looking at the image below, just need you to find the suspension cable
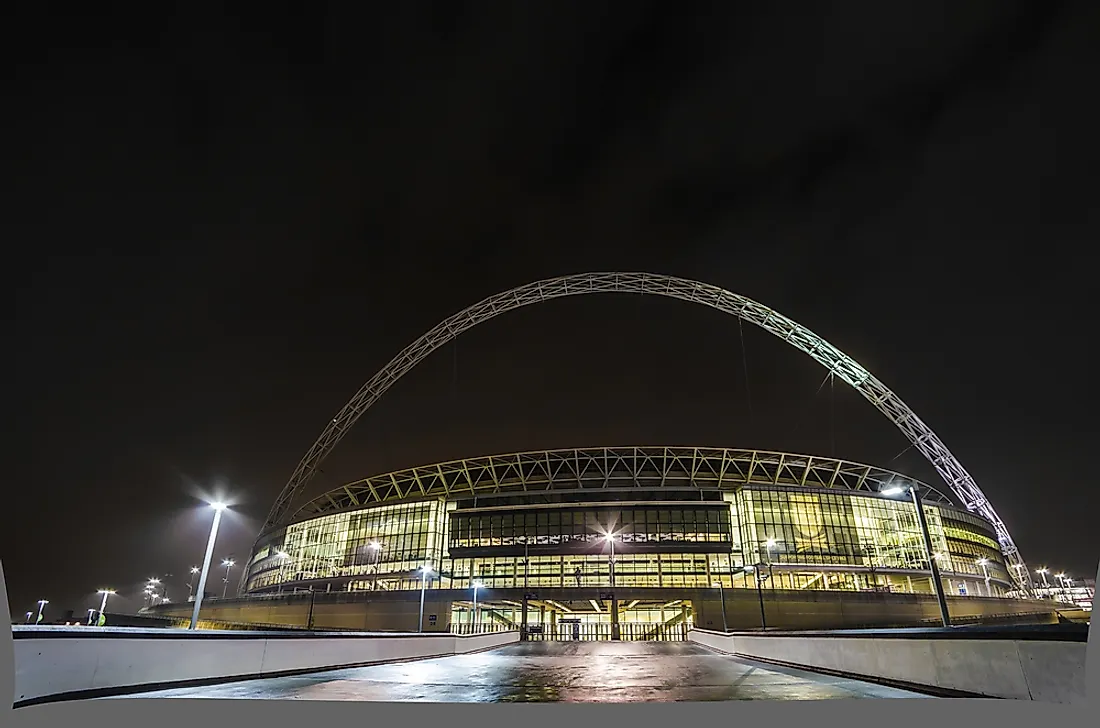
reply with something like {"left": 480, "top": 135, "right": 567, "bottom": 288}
{"left": 738, "top": 316, "right": 754, "bottom": 431}
{"left": 789, "top": 371, "right": 832, "bottom": 441}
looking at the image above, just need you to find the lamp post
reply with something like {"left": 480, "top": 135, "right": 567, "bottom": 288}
{"left": 604, "top": 532, "right": 621, "bottom": 641}
{"left": 745, "top": 565, "right": 767, "bottom": 630}
{"left": 187, "top": 566, "right": 200, "bottom": 601}
{"left": 1055, "top": 573, "right": 1069, "bottom": 603}
{"left": 976, "top": 559, "right": 991, "bottom": 596}
{"left": 96, "top": 589, "right": 115, "bottom": 624}
{"left": 87, "top": 608, "right": 96, "bottom": 625}
{"left": 368, "top": 541, "right": 383, "bottom": 591}
{"left": 418, "top": 564, "right": 434, "bottom": 632}
{"left": 307, "top": 586, "right": 317, "bottom": 630}
{"left": 880, "top": 485, "right": 951, "bottom": 628}
{"left": 24, "top": 611, "right": 32, "bottom": 624}
{"left": 713, "top": 581, "right": 729, "bottom": 632}
{"left": 1036, "top": 568, "right": 1050, "bottom": 590}
{"left": 189, "top": 501, "right": 228, "bottom": 630}
{"left": 523, "top": 537, "right": 530, "bottom": 589}
{"left": 604, "top": 532, "right": 617, "bottom": 588}
{"left": 1011, "top": 563, "right": 1030, "bottom": 596}
{"left": 35, "top": 599, "right": 48, "bottom": 624}
{"left": 764, "top": 538, "right": 777, "bottom": 587}
{"left": 472, "top": 580, "right": 483, "bottom": 633}
{"left": 221, "top": 559, "right": 236, "bottom": 598}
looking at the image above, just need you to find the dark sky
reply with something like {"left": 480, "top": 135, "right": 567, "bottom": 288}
{"left": 6, "top": 2, "right": 1098, "bottom": 620}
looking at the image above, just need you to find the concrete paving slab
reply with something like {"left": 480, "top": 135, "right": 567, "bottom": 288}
{"left": 110, "top": 641, "right": 932, "bottom": 702}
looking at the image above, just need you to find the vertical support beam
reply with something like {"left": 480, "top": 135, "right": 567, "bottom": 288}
{"left": 520, "top": 593, "right": 529, "bottom": 641}
{"left": 611, "top": 593, "right": 620, "bottom": 641}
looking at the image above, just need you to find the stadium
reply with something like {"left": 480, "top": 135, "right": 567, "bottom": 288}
{"left": 150, "top": 273, "right": 1058, "bottom": 635}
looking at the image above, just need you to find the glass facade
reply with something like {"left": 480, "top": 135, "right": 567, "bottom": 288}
{"left": 449, "top": 503, "right": 734, "bottom": 552}
{"left": 247, "top": 500, "right": 446, "bottom": 592}
{"left": 245, "top": 486, "right": 1011, "bottom": 598}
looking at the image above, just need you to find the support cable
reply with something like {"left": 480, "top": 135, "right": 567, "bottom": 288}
{"left": 789, "top": 371, "right": 832, "bottom": 442}
{"left": 829, "top": 373, "right": 836, "bottom": 458}
{"left": 738, "top": 316, "right": 754, "bottom": 433}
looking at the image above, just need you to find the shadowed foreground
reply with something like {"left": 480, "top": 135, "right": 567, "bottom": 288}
{"left": 116, "top": 641, "right": 931, "bottom": 702}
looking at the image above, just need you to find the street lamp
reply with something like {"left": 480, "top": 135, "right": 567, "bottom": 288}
{"left": 742, "top": 565, "right": 768, "bottom": 630}
{"left": 368, "top": 541, "right": 383, "bottom": 591}
{"left": 87, "top": 609, "right": 96, "bottom": 626}
{"left": 418, "top": 564, "right": 434, "bottom": 632}
{"left": 189, "top": 501, "right": 228, "bottom": 630}
{"left": 976, "top": 559, "right": 991, "bottom": 596}
{"left": 1035, "top": 568, "right": 1050, "bottom": 597}
{"left": 96, "top": 589, "right": 115, "bottom": 625}
{"left": 880, "top": 485, "right": 951, "bottom": 628}
{"left": 604, "top": 532, "right": 618, "bottom": 588}
{"left": 35, "top": 599, "right": 48, "bottom": 624}
{"left": 221, "top": 559, "right": 236, "bottom": 598}
{"left": 188, "top": 567, "right": 200, "bottom": 601}
{"left": 472, "top": 580, "right": 483, "bottom": 633}
{"left": 24, "top": 611, "right": 32, "bottom": 624}
{"left": 764, "top": 538, "right": 777, "bottom": 586}
{"left": 712, "top": 581, "right": 729, "bottom": 632}
{"left": 1055, "top": 573, "right": 1069, "bottom": 603}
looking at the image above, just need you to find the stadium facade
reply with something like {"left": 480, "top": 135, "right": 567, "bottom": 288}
{"left": 232, "top": 446, "right": 1014, "bottom": 632}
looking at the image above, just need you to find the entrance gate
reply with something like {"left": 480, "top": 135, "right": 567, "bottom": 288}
{"left": 527, "top": 620, "right": 688, "bottom": 642}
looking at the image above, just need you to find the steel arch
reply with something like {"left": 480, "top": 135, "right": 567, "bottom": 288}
{"left": 256, "top": 272, "right": 1029, "bottom": 590}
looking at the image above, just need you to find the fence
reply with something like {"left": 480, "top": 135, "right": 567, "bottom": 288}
{"left": 523, "top": 621, "right": 689, "bottom": 641}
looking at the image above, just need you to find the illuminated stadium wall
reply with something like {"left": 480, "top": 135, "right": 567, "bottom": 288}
{"left": 243, "top": 447, "right": 1012, "bottom": 599}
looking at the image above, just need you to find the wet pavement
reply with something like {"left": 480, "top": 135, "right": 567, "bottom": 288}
{"left": 118, "top": 641, "right": 932, "bottom": 702}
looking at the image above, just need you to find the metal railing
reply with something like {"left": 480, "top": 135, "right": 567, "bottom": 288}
{"left": 522, "top": 621, "right": 689, "bottom": 641}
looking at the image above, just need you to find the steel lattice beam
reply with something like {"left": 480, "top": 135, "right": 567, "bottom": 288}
{"left": 284, "top": 446, "right": 955, "bottom": 523}
{"left": 251, "top": 273, "right": 1030, "bottom": 591}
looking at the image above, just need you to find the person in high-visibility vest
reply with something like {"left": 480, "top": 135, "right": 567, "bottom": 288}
{"left": 97, "top": 612, "right": 106, "bottom": 627}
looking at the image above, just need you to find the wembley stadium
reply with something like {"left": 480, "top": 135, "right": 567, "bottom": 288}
{"left": 148, "top": 273, "right": 1060, "bottom": 635}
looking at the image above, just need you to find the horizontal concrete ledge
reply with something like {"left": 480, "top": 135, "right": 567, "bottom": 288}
{"left": 12, "top": 625, "right": 498, "bottom": 640}
{"left": 707, "top": 624, "right": 1090, "bottom": 642}
{"left": 13, "top": 629, "right": 520, "bottom": 708}
{"left": 688, "top": 627, "right": 1087, "bottom": 703}
{"left": 698, "top": 642, "right": 984, "bottom": 699}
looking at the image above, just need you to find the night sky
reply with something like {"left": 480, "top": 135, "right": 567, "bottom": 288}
{"left": 6, "top": 3, "right": 1098, "bottom": 621}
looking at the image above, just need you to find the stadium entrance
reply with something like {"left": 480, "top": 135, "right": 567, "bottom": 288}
{"left": 451, "top": 597, "right": 694, "bottom": 642}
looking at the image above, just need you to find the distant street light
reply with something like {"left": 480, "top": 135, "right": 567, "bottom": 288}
{"left": 764, "top": 538, "right": 777, "bottom": 586}
{"left": 418, "top": 564, "right": 434, "bottom": 632}
{"left": 977, "top": 559, "right": 991, "bottom": 596}
{"left": 1055, "top": 573, "right": 1070, "bottom": 603}
{"left": 471, "top": 580, "right": 483, "bottom": 633}
{"left": 1036, "top": 568, "right": 1050, "bottom": 593}
{"left": 604, "top": 532, "right": 618, "bottom": 588}
{"left": 24, "top": 611, "right": 32, "bottom": 624}
{"left": 880, "top": 485, "right": 951, "bottom": 627}
{"left": 221, "top": 559, "right": 236, "bottom": 599}
{"left": 368, "top": 541, "right": 383, "bottom": 591}
{"left": 189, "top": 501, "right": 228, "bottom": 630}
{"left": 96, "top": 589, "right": 115, "bottom": 624}
{"left": 35, "top": 599, "right": 48, "bottom": 624}
{"left": 188, "top": 566, "right": 200, "bottom": 601}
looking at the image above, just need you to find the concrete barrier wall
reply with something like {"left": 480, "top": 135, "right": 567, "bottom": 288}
{"left": 689, "top": 628, "right": 1087, "bottom": 704}
{"left": 12, "top": 626, "right": 519, "bottom": 707}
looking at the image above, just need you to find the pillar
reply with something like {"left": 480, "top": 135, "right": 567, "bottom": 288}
{"left": 520, "top": 594, "right": 529, "bottom": 641}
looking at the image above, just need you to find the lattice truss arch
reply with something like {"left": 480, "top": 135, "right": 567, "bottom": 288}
{"left": 288, "top": 446, "right": 954, "bottom": 522}
{"left": 257, "top": 272, "right": 1029, "bottom": 590}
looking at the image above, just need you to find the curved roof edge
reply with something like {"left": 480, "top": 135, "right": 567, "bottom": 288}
{"left": 275, "top": 446, "right": 958, "bottom": 530}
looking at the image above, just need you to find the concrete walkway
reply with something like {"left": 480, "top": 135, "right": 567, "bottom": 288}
{"left": 116, "top": 641, "right": 932, "bottom": 702}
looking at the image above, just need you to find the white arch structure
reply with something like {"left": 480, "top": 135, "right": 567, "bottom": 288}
{"left": 255, "top": 272, "right": 1029, "bottom": 590}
